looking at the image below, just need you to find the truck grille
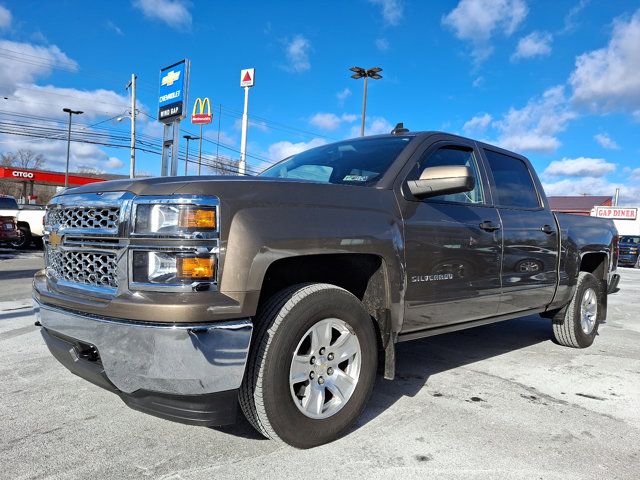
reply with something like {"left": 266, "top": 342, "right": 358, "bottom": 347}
{"left": 46, "top": 246, "right": 118, "bottom": 289}
{"left": 47, "top": 206, "right": 120, "bottom": 231}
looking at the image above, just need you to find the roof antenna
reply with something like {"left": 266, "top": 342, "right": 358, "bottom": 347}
{"left": 391, "top": 122, "right": 409, "bottom": 135}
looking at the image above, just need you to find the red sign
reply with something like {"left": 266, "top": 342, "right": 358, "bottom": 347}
{"left": 0, "top": 167, "right": 106, "bottom": 187}
{"left": 594, "top": 206, "right": 638, "bottom": 220}
{"left": 240, "top": 68, "right": 255, "bottom": 87}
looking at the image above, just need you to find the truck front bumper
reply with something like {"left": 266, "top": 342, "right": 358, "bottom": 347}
{"left": 34, "top": 299, "right": 253, "bottom": 426}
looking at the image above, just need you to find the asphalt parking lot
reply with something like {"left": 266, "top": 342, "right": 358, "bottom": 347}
{"left": 1, "top": 251, "right": 639, "bottom": 479}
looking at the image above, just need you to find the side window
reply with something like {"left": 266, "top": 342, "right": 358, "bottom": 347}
{"left": 413, "top": 146, "right": 484, "bottom": 204}
{"left": 484, "top": 150, "right": 540, "bottom": 209}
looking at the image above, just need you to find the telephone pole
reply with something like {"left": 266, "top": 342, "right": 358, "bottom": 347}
{"left": 63, "top": 108, "right": 83, "bottom": 188}
{"left": 126, "top": 74, "right": 137, "bottom": 178}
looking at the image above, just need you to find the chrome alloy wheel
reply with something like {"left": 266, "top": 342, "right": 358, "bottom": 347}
{"left": 580, "top": 287, "right": 598, "bottom": 334}
{"left": 289, "top": 318, "right": 362, "bottom": 419}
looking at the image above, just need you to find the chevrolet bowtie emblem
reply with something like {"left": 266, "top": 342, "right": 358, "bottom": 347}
{"left": 49, "top": 231, "right": 62, "bottom": 248}
{"left": 161, "top": 70, "right": 181, "bottom": 87}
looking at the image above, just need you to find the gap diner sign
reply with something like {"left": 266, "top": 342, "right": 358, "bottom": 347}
{"left": 593, "top": 206, "right": 638, "bottom": 220}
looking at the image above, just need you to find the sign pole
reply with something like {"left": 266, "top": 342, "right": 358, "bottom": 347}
{"left": 129, "top": 73, "right": 137, "bottom": 178}
{"left": 240, "top": 86, "right": 249, "bottom": 176}
{"left": 161, "top": 123, "right": 170, "bottom": 176}
{"left": 198, "top": 124, "right": 203, "bottom": 175}
{"left": 170, "top": 120, "right": 180, "bottom": 176}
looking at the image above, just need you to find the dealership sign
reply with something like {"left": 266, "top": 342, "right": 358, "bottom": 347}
{"left": 158, "top": 59, "right": 189, "bottom": 123}
{"left": 594, "top": 206, "right": 638, "bottom": 220}
{"left": 191, "top": 97, "right": 212, "bottom": 124}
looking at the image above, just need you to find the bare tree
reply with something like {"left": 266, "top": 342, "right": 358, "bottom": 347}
{"left": 1, "top": 149, "right": 45, "bottom": 169}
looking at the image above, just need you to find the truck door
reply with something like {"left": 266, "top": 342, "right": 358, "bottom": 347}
{"left": 480, "top": 147, "right": 559, "bottom": 313}
{"left": 399, "top": 140, "right": 502, "bottom": 333}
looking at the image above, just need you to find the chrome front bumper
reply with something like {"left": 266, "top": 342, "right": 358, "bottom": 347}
{"left": 33, "top": 299, "right": 253, "bottom": 396}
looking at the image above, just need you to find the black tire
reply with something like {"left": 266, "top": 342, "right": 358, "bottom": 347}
{"left": 10, "top": 226, "right": 31, "bottom": 249}
{"left": 239, "top": 283, "right": 378, "bottom": 448}
{"left": 552, "top": 272, "right": 601, "bottom": 348}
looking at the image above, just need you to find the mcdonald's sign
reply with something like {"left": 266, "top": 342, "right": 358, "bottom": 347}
{"left": 191, "top": 97, "right": 212, "bottom": 124}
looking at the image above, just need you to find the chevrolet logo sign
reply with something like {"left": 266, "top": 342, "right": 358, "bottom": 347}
{"left": 49, "top": 231, "right": 62, "bottom": 248}
{"left": 161, "top": 70, "right": 181, "bottom": 87}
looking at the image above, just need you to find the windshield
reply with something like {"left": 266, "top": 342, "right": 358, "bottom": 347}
{"left": 260, "top": 136, "right": 413, "bottom": 186}
{"left": 621, "top": 236, "right": 640, "bottom": 244}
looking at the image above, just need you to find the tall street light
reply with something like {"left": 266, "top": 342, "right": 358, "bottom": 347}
{"left": 183, "top": 134, "right": 199, "bottom": 175}
{"left": 349, "top": 66, "right": 382, "bottom": 137}
{"left": 63, "top": 108, "right": 83, "bottom": 188}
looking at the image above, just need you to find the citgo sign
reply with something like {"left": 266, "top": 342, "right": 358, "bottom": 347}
{"left": 12, "top": 170, "right": 34, "bottom": 179}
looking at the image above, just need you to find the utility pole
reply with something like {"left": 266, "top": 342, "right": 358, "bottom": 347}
{"left": 126, "top": 74, "right": 137, "bottom": 178}
{"left": 62, "top": 108, "right": 83, "bottom": 188}
{"left": 349, "top": 67, "right": 383, "bottom": 136}
{"left": 183, "top": 134, "right": 199, "bottom": 175}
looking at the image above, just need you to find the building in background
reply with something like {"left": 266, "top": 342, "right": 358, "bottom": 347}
{"left": 548, "top": 196, "right": 612, "bottom": 216}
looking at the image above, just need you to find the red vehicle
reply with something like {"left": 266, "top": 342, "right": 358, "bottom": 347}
{"left": 0, "top": 215, "right": 19, "bottom": 245}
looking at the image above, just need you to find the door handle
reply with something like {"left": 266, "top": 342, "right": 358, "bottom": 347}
{"left": 541, "top": 224, "right": 555, "bottom": 235}
{"left": 479, "top": 221, "right": 501, "bottom": 232}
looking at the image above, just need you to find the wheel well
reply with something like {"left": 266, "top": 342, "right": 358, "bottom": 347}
{"left": 16, "top": 221, "right": 30, "bottom": 232}
{"left": 580, "top": 252, "right": 607, "bottom": 280}
{"left": 258, "top": 253, "right": 390, "bottom": 329}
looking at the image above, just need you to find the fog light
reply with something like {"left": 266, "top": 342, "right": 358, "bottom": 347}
{"left": 177, "top": 257, "right": 215, "bottom": 279}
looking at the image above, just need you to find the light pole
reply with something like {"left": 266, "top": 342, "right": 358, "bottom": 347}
{"left": 349, "top": 67, "right": 383, "bottom": 136}
{"left": 183, "top": 135, "right": 199, "bottom": 175}
{"left": 63, "top": 108, "right": 83, "bottom": 187}
{"left": 125, "top": 73, "right": 137, "bottom": 178}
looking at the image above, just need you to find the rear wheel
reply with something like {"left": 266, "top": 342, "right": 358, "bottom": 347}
{"left": 239, "top": 283, "right": 378, "bottom": 448}
{"left": 552, "top": 272, "right": 601, "bottom": 348}
{"left": 10, "top": 226, "right": 31, "bottom": 249}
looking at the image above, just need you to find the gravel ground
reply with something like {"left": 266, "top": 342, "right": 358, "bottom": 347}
{"left": 1, "top": 253, "right": 639, "bottom": 479}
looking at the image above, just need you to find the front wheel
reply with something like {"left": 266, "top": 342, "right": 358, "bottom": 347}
{"left": 239, "top": 283, "right": 378, "bottom": 448}
{"left": 552, "top": 272, "right": 601, "bottom": 348}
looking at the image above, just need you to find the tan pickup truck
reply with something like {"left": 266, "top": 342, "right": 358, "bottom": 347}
{"left": 34, "top": 131, "right": 619, "bottom": 448}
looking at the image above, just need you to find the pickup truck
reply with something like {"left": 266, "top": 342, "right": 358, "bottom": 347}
{"left": 0, "top": 195, "right": 45, "bottom": 248}
{"left": 617, "top": 235, "right": 639, "bottom": 267}
{"left": 33, "top": 131, "right": 620, "bottom": 448}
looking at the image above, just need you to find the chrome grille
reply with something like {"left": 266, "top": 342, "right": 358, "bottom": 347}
{"left": 48, "top": 206, "right": 120, "bottom": 231}
{"left": 46, "top": 246, "right": 118, "bottom": 289}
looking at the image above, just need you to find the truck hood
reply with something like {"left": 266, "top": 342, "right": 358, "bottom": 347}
{"left": 55, "top": 175, "right": 319, "bottom": 197}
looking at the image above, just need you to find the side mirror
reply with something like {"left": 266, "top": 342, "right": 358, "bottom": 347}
{"left": 407, "top": 165, "right": 475, "bottom": 199}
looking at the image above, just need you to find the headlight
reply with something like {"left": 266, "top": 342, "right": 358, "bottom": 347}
{"left": 132, "top": 251, "right": 216, "bottom": 285}
{"left": 134, "top": 203, "right": 217, "bottom": 237}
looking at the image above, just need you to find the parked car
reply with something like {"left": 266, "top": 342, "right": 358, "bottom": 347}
{"left": 34, "top": 131, "right": 620, "bottom": 448}
{"left": 0, "top": 195, "right": 46, "bottom": 248}
{"left": 618, "top": 235, "right": 640, "bottom": 267}
{"left": 0, "top": 215, "right": 19, "bottom": 245}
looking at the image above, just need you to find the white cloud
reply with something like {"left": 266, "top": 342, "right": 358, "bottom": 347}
{"left": 543, "top": 157, "right": 616, "bottom": 178}
{"left": 0, "top": 5, "right": 11, "bottom": 30}
{"left": 594, "top": 133, "right": 620, "bottom": 150}
{"left": 570, "top": 9, "right": 640, "bottom": 113}
{"left": 369, "top": 0, "right": 404, "bottom": 26}
{"left": 105, "top": 20, "right": 124, "bottom": 36}
{"left": 283, "top": 35, "right": 311, "bottom": 73}
{"left": 132, "top": 0, "right": 191, "bottom": 29}
{"left": 494, "top": 85, "right": 576, "bottom": 153}
{"left": 0, "top": 40, "right": 77, "bottom": 94}
{"left": 631, "top": 168, "right": 640, "bottom": 180}
{"left": 442, "top": 0, "right": 528, "bottom": 63}
{"left": 472, "top": 76, "right": 484, "bottom": 88}
{"left": 336, "top": 88, "right": 352, "bottom": 104}
{"left": 375, "top": 38, "right": 390, "bottom": 52}
{"left": 512, "top": 31, "right": 553, "bottom": 61}
{"left": 267, "top": 138, "right": 327, "bottom": 162}
{"left": 463, "top": 113, "right": 492, "bottom": 135}
{"left": 309, "top": 112, "right": 358, "bottom": 131}
{"left": 559, "top": 0, "right": 590, "bottom": 35}
{"left": 543, "top": 177, "right": 640, "bottom": 205}
{"left": 349, "top": 116, "right": 393, "bottom": 137}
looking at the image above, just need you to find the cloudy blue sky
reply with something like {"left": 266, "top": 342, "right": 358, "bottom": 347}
{"left": 0, "top": 0, "right": 639, "bottom": 202}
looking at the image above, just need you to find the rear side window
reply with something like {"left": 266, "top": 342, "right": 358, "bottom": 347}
{"left": 484, "top": 150, "right": 540, "bottom": 209}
